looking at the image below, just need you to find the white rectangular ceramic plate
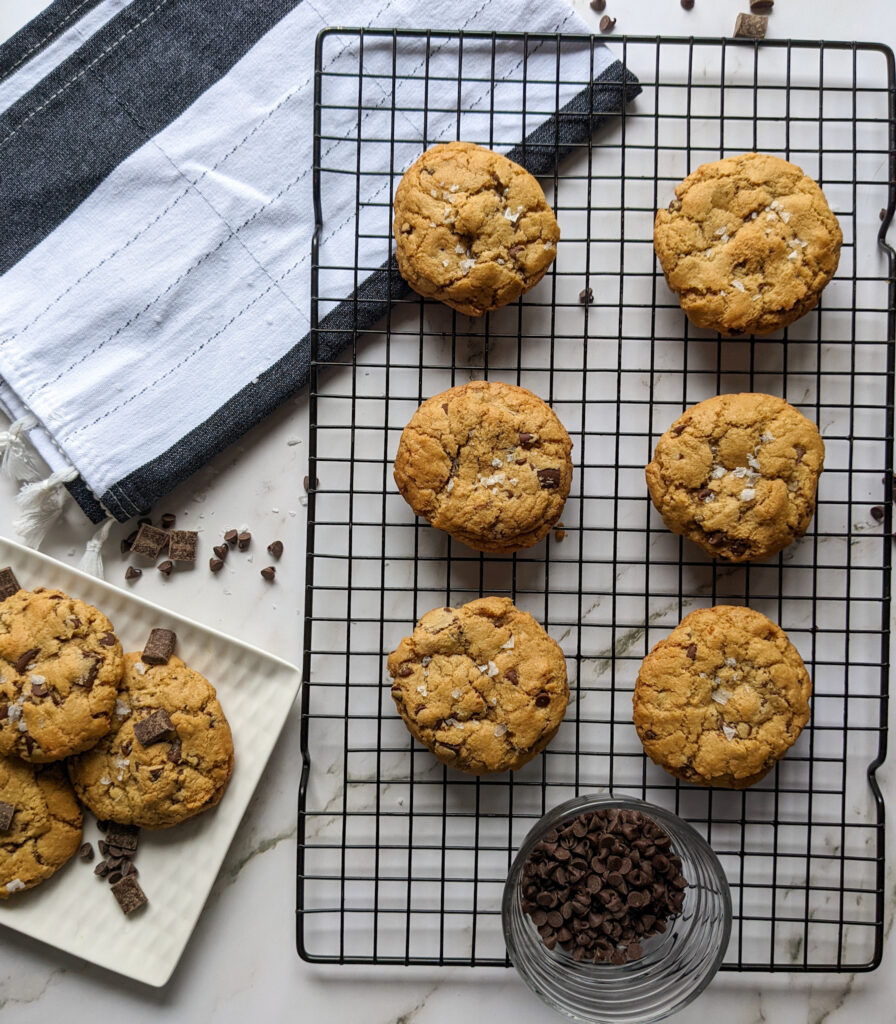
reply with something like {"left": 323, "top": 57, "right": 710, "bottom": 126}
{"left": 0, "top": 535, "right": 301, "bottom": 985}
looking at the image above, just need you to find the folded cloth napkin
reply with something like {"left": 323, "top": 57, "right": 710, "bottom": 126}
{"left": 0, "top": 0, "right": 639, "bottom": 536}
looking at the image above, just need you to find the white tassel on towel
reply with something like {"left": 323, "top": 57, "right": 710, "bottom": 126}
{"left": 77, "top": 517, "right": 113, "bottom": 579}
{"left": 13, "top": 466, "right": 78, "bottom": 549}
{"left": 0, "top": 414, "right": 41, "bottom": 483}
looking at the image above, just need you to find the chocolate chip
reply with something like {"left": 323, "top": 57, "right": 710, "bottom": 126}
{"left": 130, "top": 523, "right": 170, "bottom": 559}
{"left": 303, "top": 476, "right": 319, "bottom": 492}
{"left": 142, "top": 628, "right": 177, "bottom": 665}
{"left": 0, "top": 567, "right": 21, "bottom": 601}
{"left": 0, "top": 801, "right": 14, "bottom": 831}
{"left": 125, "top": 567, "right": 142, "bottom": 582}
{"left": 518, "top": 432, "right": 536, "bottom": 449}
{"left": 681, "top": 0, "right": 694, "bottom": 8}
{"left": 159, "top": 513, "right": 177, "bottom": 529}
{"left": 111, "top": 875, "right": 148, "bottom": 915}
{"left": 578, "top": 287, "right": 594, "bottom": 304}
{"left": 749, "top": 0, "right": 773, "bottom": 10}
{"left": 871, "top": 506, "right": 885, "bottom": 522}
{"left": 167, "top": 741, "right": 182, "bottom": 765}
{"left": 794, "top": 444, "right": 806, "bottom": 463}
{"left": 210, "top": 558, "right": 225, "bottom": 573}
{"left": 267, "top": 540, "right": 284, "bottom": 559}
{"left": 238, "top": 531, "right": 251, "bottom": 551}
{"left": 224, "top": 529, "right": 239, "bottom": 547}
{"left": 168, "top": 530, "right": 198, "bottom": 563}
{"left": 729, "top": 538, "right": 749, "bottom": 557}
{"left": 707, "top": 531, "right": 725, "bottom": 547}
{"left": 590, "top": 0, "right": 605, "bottom": 10}
{"left": 537, "top": 468, "right": 561, "bottom": 490}
{"left": 260, "top": 566, "right": 276, "bottom": 581}
{"left": 99, "top": 632, "right": 117, "bottom": 647}
{"left": 881, "top": 208, "right": 888, "bottom": 222}
{"left": 121, "top": 740, "right": 132, "bottom": 757}
{"left": 106, "top": 856, "right": 124, "bottom": 870}
{"left": 108, "top": 871, "right": 123, "bottom": 885}
{"left": 213, "top": 544, "right": 228, "bottom": 561}
{"left": 599, "top": 14, "right": 615, "bottom": 32}
{"left": 30, "top": 681, "right": 47, "bottom": 697}
{"left": 686, "top": 643, "right": 697, "bottom": 660}
{"left": 697, "top": 487, "right": 713, "bottom": 501}
{"left": 441, "top": 403, "right": 449, "bottom": 413}
{"left": 94, "top": 860, "right": 110, "bottom": 878}
{"left": 157, "top": 560, "right": 174, "bottom": 577}
{"left": 149, "top": 767, "right": 163, "bottom": 781}
{"left": 13, "top": 648, "right": 39, "bottom": 673}
{"left": 80, "top": 659, "right": 100, "bottom": 692}
{"left": 122, "top": 861, "right": 137, "bottom": 877}
{"left": 78, "top": 842, "right": 94, "bottom": 861}
{"left": 133, "top": 709, "right": 176, "bottom": 747}
{"left": 734, "top": 12, "right": 767, "bottom": 37}
{"left": 505, "top": 668, "right": 519, "bottom": 684}
{"left": 535, "top": 693, "right": 550, "bottom": 707}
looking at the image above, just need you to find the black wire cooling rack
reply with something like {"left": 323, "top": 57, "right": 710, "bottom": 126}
{"left": 298, "top": 31, "right": 895, "bottom": 972}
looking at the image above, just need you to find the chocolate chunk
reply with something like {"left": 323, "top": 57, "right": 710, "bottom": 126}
{"left": 105, "top": 823, "right": 139, "bottom": 853}
{"left": 685, "top": 643, "right": 697, "bottom": 660}
{"left": 0, "top": 801, "right": 14, "bottom": 831}
{"left": 167, "top": 740, "right": 182, "bottom": 765}
{"left": 224, "top": 529, "right": 239, "bottom": 547}
{"left": 599, "top": 14, "right": 615, "bottom": 32}
{"left": 121, "top": 740, "right": 132, "bottom": 757}
{"left": 159, "top": 513, "right": 177, "bottom": 529}
{"left": 80, "top": 659, "right": 100, "bottom": 692}
{"left": 505, "top": 668, "right": 519, "bottom": 684}
{"left": 237, "top": 531, "right": 251, "bottom": 551}
{"left": 697, "top": 487, "right": 713, "bottom": 501}
{"left": 267, "top": 540, "right": 284, "bottom": 559}
{"left": 871, "top": 506, "right": 885, "bottom": 522}
{"left": 94, "top": 860, "right": 110, "bottom": 878}
{"left": 148, "top": 767, "right": 163, "bottom": 782}
{"left": 130, "top": 523, "right": 170, "bottom": 559}
{"left": 260, "top": 566, "right": 276, "bottom": 581}
{"left": 749, "top": 0, "right": 773, "bottom": 10}
{"left": 0, "top": 567, "right": 21, "bottom": 601}
{"left": 121, "top": 530, "right": 138, "bottom": 556}
{"left": 111, "top": 875, "right": 148, "bottom": 915}
{"left": 125, "top": 567, "right": 142, "bottom": 582}
{"left": 578, "top": 287, "right": 594, "bottom": 304}
{"left": 157, "top": 560, "right": 174, "bottom": 577}
{"left": 133, "top": 709, "right": 176, "bottom": 747}
{"left": 535, "top": 693, "right": 550, "bottom": 708}
{"left": 729, "top": 538, "right": 749, "bottom": 557}
{"left": 142, "top": 627, "right": 177, "bottom": 665}
{"left": 30, "top": 681, "right": 47, "bottom": 697}
{"left": 537, "top": 468, "right": 561, "bottom": 490}
{"left": 794, "top": 444, "right": 806, "bottom": 463}
{"left": 734, "top": 12, "right": 767, "bottom": 38}
{"left": 14, "top": 648, "right": 40, "bottom": 673}
{"left": 209, "top": 558, "right": 225, "bottom": 573}
{"left": 168, "top": 530, "right": 198, "bottom": 563}
{"left": 518, "top": 432, "right": 536, "bottom": 449}
{"left": 99, "top": 632, "right": 117, "bottom": 647}
{"left": 78, "top": 842, "right": 94, "bottom": 861}
{"left": 590, "top": 0, "right": 605, "bottom": 10}
{"left": 213, "top": 544, "right": 228, "bottom": 560}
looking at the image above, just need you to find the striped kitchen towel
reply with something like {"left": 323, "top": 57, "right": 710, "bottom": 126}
{"left": 0, "top": 0, "right": 639, "bottom": 534}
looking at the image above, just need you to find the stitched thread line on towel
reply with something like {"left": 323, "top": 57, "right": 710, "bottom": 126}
{"left": 0, "top": 0, "right": 98, "bottom": 85}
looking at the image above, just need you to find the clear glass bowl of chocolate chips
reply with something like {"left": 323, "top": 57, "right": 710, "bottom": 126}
{"left": 502, "top": 794, "right": 732, "bottom": 1024}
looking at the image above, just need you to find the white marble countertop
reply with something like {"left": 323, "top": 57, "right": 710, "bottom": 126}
{"left": 1, "top": 1, "right": 895, "bottom": 1021}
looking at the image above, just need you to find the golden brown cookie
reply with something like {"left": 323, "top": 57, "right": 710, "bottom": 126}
{"left": 0, "top": 754, "right": 82, "bottom": 897}
{"left": 633, "top": 605, "right": 812, "bottom": 789}
{"left": 387, "top": 597, "right": 568, "bottom": 774}
{"left": 645, "top": 393, "right": 824, "bottom": 562}
{"left": 394, "top": 380, "right": 573, "bottom": 553}
{"left": 67, "top": 652, "right": 234, "bottom": 829}
{"left": 393, "top": 141, "right": 560, "bottom": 316}
{"left": 654, "top": 152, "right": 842, "bottom": 335}
{"left": 0, "top": 588, "right": 124, "bottom": 763}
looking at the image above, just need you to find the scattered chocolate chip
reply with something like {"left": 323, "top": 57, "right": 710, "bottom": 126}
{"left": 237, "top": 531, "right": 251, "bottom": 551}
{"left": 159, "top": 513, "right": 177, "bottom": 529}
{"left": 590, "top": 0, "right": 605, "bottom": 10}
{"left": 157, "top": 560, "right": 174, "bottom": 577}
{"left": 167, "top": 741, "right": 182, "bottom": 765}
{"left": 94, "top": 860, "right": 111, "bottom": 878}
{"left": 697, "top": 487, "right": 713, "bottom": 501}
{"left": 599, "top": 14, "right": 616, "bottom": 32}
{"left": 108, "top": 871, "right": 123, "bottom": 885}
{"left": 111, "top": 874, "right": 148, "bottom": 915}
{"left": 78, "top": 842, "right": 94, "bottom": 861}
{"left": 0, "top": 567, "right": 21, "bottom": 601}
{"left": 267, "top": 540, "right": 284, "bottom": 559}
{"left": 209, "top": 557, "right": 225, "bottom": 573}
{"left": 537, "top": 468, "right": 561, "bottom": 490}
{"left": 105, "top": 823, "right": 139, "bottom": 854}
{"left": 579, "top": 287, "right": 594, "bottom": 304}
{"left": 125, "top": 567, "right": 142, "bottom": 582}
{"left": 0, "top": 801, "right": 14, "bottom": 831}
{"left": 14, "top": 648, "right": 40, "bottom": 674}
{"left": 106, "top": 855, "right": 124, "bottom": 871}
{"left": 130, "top": 523, "right": 171, "bottom": 559}
{"left": 142, "top": 627, "right": 177, "bottom": 665}
{"left": 213, "top": 544, "right": 228, "bottom": 561}
{"left": 97, "top": 821, "right": 110, "bottom": 833}
{"left": 224, "top": 529, "right": 239, "bottom": 547}
{"left": 133, "top": 709, "right": 176, "bottom": 748}
{"left": 686, "top": 643, "right": 697, "bottom": 660}
{"left": 505, "top": 668, "right": 519, "bottom": 684}
{"left": 260, "top": 566, "right": 276, "bottom": 582}
{"left": 30, "top": 681, "right": 47, "bottom": 697}
{"left": 121, "top": 530, "right": 138, "bottom": 556}
{"left": 518, "top": 433, "right": 536, "bottom": 449}
{"left": 397, "top": 664, "right": 414, "bottom": 677}
{"left": 749, "top": 0, "right": 773, "bottom": 10}
{"left": 122, "top": 861, "right": 137, "bottom": 877}
{"left": 734, "top": 12, "right": 768, "bottom": 38}
{"left": 168, "top": 530, "right": 198, "bottom": 563}
{"left": 535, "top": 693, "right": 550, "bottom": 707}
{"left": 681, "top": 0, "right": 694, "bottom": 8}
{"left": 871, "top": 506, "right": 885, "bottom": 522}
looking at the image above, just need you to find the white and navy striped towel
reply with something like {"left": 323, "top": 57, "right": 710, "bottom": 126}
{"left": 0, "top": 0, "right": 636, "bottom": 529}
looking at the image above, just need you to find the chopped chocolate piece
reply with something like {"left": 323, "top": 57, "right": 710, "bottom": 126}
{"left": 99, "top": 841, "right": 110, "bottom": 856}
{"left": 30, "top": 681, "right": 47, "bottom": 697}
{"left": 0, "top": 801, "right": 14, "bottom": 831}
{"left": 159, "top": 512, "right": 177, "bottom": 529}
{"left": 14, "top": 648, "right": 40, "bottom": 674}
{"left": 80, "top": 659, "right": 100, "bottom": 691}
{"left": 518, "top": 432, "right": 536, "bottom": 448}
{"left": 881, "top": 208, "right": 888, "bottom": 222}
{"left": 125, "top": 566, "right": 142, "bottom": 582}
{"left": 94, "top": 860, "right": 110, "bottom": 878}
{"left": 224, "top": 529, "right": 239, "bottom": 547}
{"left": 589, "top": 0, "right": 605, "bottom": 10}
{"left": 122, "top": 861, "right": 138, "bottom": 877}
{"left": 209, "top": 557, "right": 225, "bottom": 573}
{"left": 697, "top": 487, "right": 713, "bottom": 501}
{"left": 157, "top": 560, "right": 174, "bottom": 577}
{"left": 142, "top": 627, "right": 177, "bottom": 665}
{"left": 121, "top": 740, "right": 132, "bottom": 757}
{"left": 537, "top": 468, "right": 561, "bottom": 490}
{"left": 133, "top": 709, "right": 176, "bottom": 747}
{"left": 121, "top": 530, "right": 138, "bottom": 556}
{"left": 681, "top": 0, "right": 694, "bottom": 8}
{"left": 599, "top": 14, "right": 615, "bottom": 32}
{"left": 106, "top": 855, "right": 124, "bottom": 870}
{"left": 871, "top": 505, "right": 885, "bottom": 522}
{"left": 535, "top": 693, "right": 550, "bottom": 707}
{"left": 130, "top": 523, "right": 170, "bottom": 559}
{"left": 505, "top": 668, "right": 519, "bottom": 684}
{"left": 733, "top": 12, "right": 768, "bottom": 37}
{"left": 794, "top": 444, "right": 806, "bottom": 463}
{"left": 169, "top": 530, "right": 198, "bottom": 562}
{"left": 111, "top": 874, "right": 148, "bottom": 915}
{"left": 97, "top": 821, "right": 110, "bottom": 833}
{"left": 237, "top": 531, "right": 251, "bottom": 551}
{"left": 0, "top": 567, "right": 21, "bottom": 601}
{"left": 105, "top": 823, "right": 139, "bottom": 853}
{"left": 686, "top": 643, "right": 697, "bottom": 660}
{"left": 213, "top": 544, "right": 228, "bottom": 560}
{"left": 99, "top": 632, "right": 117, "bottom": 647}
{"left": 108, "top": 871, "right": 123, "bottom": 885}
{"left": 260, "top": 566, "right": 276, "bottom": 581}
{"left": 578, "top": 287, "right": 594, "bottom": 304}
{"left": 149, "top": 767, "right": 164, "bottom": 782}
{"left": 78, "top": 842, "right": 94, "bottom": 862}
{"left": 707, "top": 531, "right": 725, "bottom": 547}
{"left": 267, "top": 540, "right": 284, "bottom": 559}
{"left": 167, "top": 741, "right": 182, "bottom": 765}
{"left": 749, "top": 0, "right": 773, "bottom": 10}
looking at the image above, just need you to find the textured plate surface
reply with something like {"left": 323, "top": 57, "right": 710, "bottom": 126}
{"left": 0, "top": 535, "right": 300, "bottom": 985}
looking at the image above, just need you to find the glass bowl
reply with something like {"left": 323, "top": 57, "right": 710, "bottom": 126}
{"left": 502, "top": 793, "right": 732, "bottom": 1024}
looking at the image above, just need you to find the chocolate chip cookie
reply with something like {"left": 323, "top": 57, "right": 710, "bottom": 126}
{"left": 388, "top": 597, "right": 568, "bottom": 774}
{"left": 645, "top": 393, "right": 824, "bottom": 562}
{"left": 0, "top": 754, "right": 82, "bottom": 897}
{"left": 67, "top": 652, "right": 234, "bottom": 829}
{"left": 654, "top": 152, "right": 842, "bottom": 335}
{"left": 633, "top": 605, "right": 812, "bottom": 789}
{"left": 0, "top": 588, "right": 124, "bottom": 763}
{"left": 393, "top": 141, "right": 560, "bottom": 316}
{"left": 394, "top": 380, "right": 573, "bottom": 553}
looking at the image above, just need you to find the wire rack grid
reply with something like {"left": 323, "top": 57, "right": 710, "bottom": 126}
{"left": 298, "top": 30, "right": 895, "bottom": 972}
